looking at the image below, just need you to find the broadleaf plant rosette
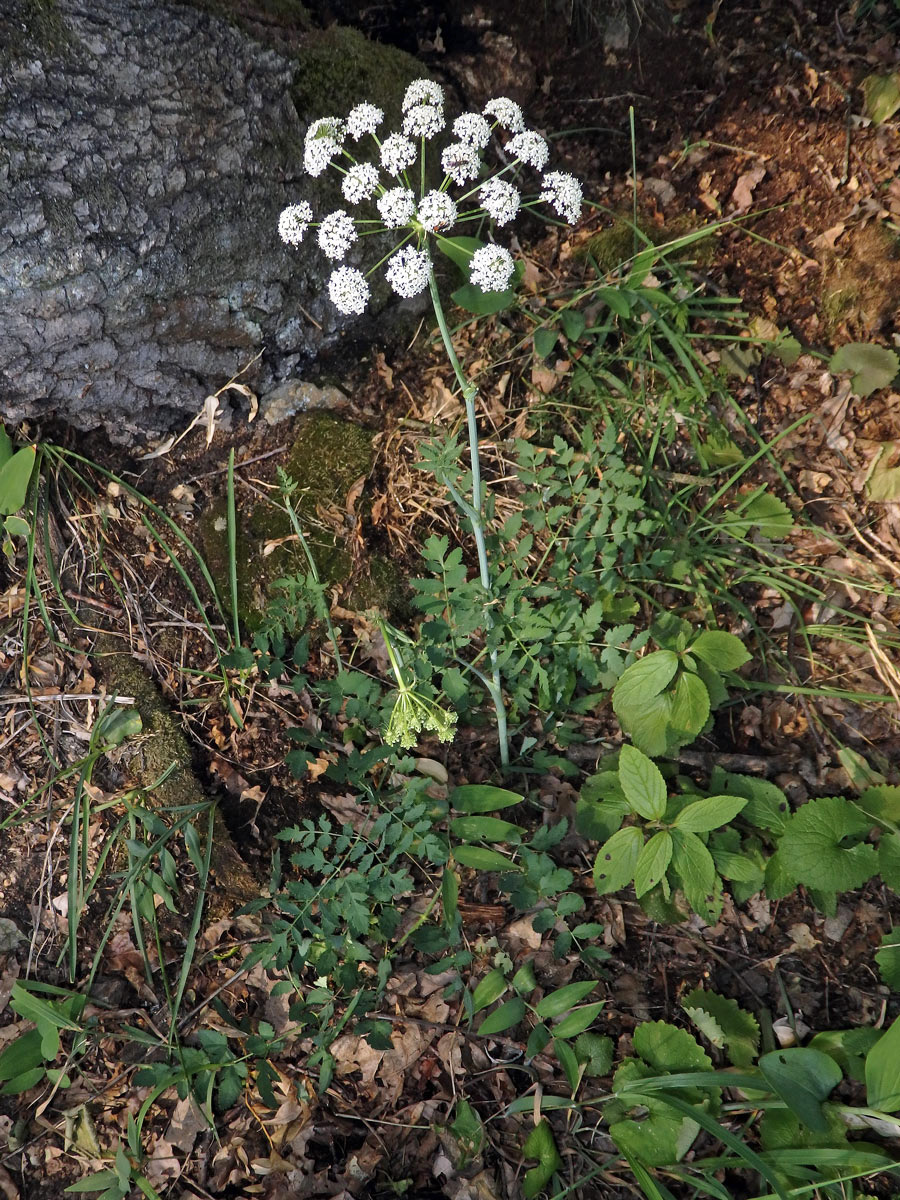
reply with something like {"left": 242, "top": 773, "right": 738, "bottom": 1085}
{"left": 278, "top": 79, "right": 582, "bottom": 314}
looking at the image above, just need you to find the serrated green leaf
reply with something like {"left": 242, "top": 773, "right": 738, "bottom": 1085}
{"left": 829, "top": 342, "right": 900, "bottom": 397}
{"left": 450, "top": 785, "right": 523, "bottom": 813}
{"left": 593, "top": 826, "right": 644, "bottom": 896}
{"left": 760, "top": 1048, "right": 842, "bottom": 1131}
{"left": 553, "top": 1001, "right": 606, "bottom": 1039}
{"left": 673, "top": 795, "right": 747, "bottom": 833}
{"left": 670, "top": 829, "right": 719, "bottom": 921}
{"left": 477, "top": 997, "right": 525, "bottom": 1036}
{"left": 633, "top": 1021, "right": 712, "bottom": 1072}
{"left": 866, "top": 1012, "right": 900, "bottom": 1111}
{"left": 449, "top": 816, "right": 524, "bottom": 843}
{"left": 449, "top": 1098, "right": 484, "bottom": 1163}
{"left": 472, "top": 968, "right": 508, "bottom": 1014}
{"left": 536, "top": 980, "right": 599, "bottom": 1019}
{"left": 742, "top": 492, "right": 794, "bottom": 537}
{"left": 721, "top": 772, "right": 791, "bottom": 833}
{"left": 690, "top": 631, "right": 752, "bottom": 672}
{"left": 613, "top": 651, "right": 679, "bottom": 720}
{"left": 682, "top": 988, "right": 760, "bottom": 1067}
{"left": 575, "top": 1032, "right": 614, "bottom": 1076}
{"left": 618, "top": 744, "right": 667, "bottom": 820}
{"left": 634, "top": 831, "right": 673, "bottom": 897}
{"left": 620, "top": 690, "right": 674, "bottom": 757}
{"left": 668, "top": 670, "right": 709, "bottom": 745}
{"left": 776, "top": 796, "right": 877, "bottom": 893}
{"left": 878, "top": 831, "right": 900, "bottom": 891}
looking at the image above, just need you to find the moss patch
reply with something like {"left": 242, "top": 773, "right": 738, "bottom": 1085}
{"left": 199, "top": 413, "right": 406, "bottom": 630}
{"left": 291, "top": 24, "right": 430, "bottom": 128}
{"left": 2, "top": 0, "right": 71, "bottom": 69}
{"left": 820, "top": 224, "right": 900, "bottom": 338}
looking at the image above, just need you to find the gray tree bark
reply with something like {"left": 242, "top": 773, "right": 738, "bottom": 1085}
{"left": 0, "top": 0, "right": 401, "bottom": 442}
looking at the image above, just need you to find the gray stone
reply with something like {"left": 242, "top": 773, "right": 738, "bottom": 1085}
{"left": 259, "top": 379, "right": 349, "bottom": 426}
{"left": 0, "top": 0, "right": 419, "bottom": 442}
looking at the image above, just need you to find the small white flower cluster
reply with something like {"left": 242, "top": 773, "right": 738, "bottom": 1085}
{"left": 279, "top": 79, "right": 584, "bottom": 316}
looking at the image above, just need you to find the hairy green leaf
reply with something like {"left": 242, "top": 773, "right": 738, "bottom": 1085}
{"left": 774, "top": 796, "right": 877, "bottom": 893}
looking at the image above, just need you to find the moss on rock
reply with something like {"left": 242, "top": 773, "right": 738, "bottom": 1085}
{"left": 199, "top": 413, "right": 406, "bottom": 630}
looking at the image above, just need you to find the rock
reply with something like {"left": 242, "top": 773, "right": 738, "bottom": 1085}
{"left": 259, "top": 379, "right": 349, "bottom": 426}
{"left": 0, "top": 0, "right": 425, "bottom": 442}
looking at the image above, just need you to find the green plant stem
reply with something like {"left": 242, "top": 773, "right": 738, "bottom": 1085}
{"left": 427, "top": 269, "right": 509, "bottom": 767}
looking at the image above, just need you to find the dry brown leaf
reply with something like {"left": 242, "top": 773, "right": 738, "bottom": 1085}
{"left": 730, "top": 164, "right": 766, "bottom": 214}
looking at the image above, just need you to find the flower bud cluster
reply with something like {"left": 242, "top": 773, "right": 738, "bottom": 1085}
{"left": 280, "top": 79, "right": 584, "bottom": 315}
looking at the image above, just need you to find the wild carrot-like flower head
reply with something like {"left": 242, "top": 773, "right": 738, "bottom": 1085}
{"left": 278, "top": 79, "right": 583, "bottom": 315}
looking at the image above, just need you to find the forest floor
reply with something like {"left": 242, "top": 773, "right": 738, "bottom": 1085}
{"left": 2, "top": 1, "right": 900, "bottom": 1198}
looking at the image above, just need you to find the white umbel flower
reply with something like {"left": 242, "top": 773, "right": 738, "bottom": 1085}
{"left": 385, "top": 246, "right": 431, "bottom": 298}
{"left": 484, "top": 97, "right": 525, "bottom": 133}
{"left": 470, "top": 244, "right": 515, "bottom": 292}
{"left": 540, "top": 171, "right": 583, "bottom": 224}
{"left": 346, "top": 102, "right": 383, "bottom": 139}
{"left": 403, "top": 78, "right": 444, "bottom": 111}
{"left": 317, "top": 210, "right": 357, "bottom": 260}
{"left": 342, "top": 163, "right": 380, "bottom": 204}
{"left": 441, "top": 142, "right": 481, "bottom": 186}
{"left": 380, "top": 133, "right": 417, "bottom": 176}
{"left": 417, "top": 190, "right": 458, "bottom": 233}
{"left": 478, "top": 178, "right": 520, "bottom": 226}
{"left": 328, "top": 266, "right": 370, "bottom": 315}
{"left": 278, "top": 201, "right": 313, "bottom": 246}
{"left": 402, "top": 102, "right": 445, "bottom": 139}
{"left": 377, "top": 186, "right": 416, "bottom": 228}
{"left": 453, "top": 112, "right": 492, "bottom": 149}
{"left": 304, "top": 116, "right": 345, "bottom": 177}
{"left": 507, "top": 130, "right": 549, "bottom": 170}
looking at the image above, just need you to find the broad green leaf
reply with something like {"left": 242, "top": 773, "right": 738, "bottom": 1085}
{"left": 65, "top": 1171, "right": 121, "bottom": 1194}
{"left": 720, "top": 772, "right": 790, "bottom": 833}
{"left": 690, "top": 631, "right": 752, "bottom": 672}
{"left": 681, "top": 989, "right": 760, "bottom": 1067}
{"left": 452, "top": 845, "right": 517, "bottom": 871}
{"left": 670, "top": 829, "right": 719, "bottom": 921}
{"left": 0, "top": 427, "right": 12, "bottom": 469}
{"left": 477, "top": 997, "right": 525, "bottom": 1037}
{"left": 554, "top": 1037, "right": 581, "bottom": 1091}
{"left": 435, "top": 234, "right": 482, "bottom": 271}
{"left": 618, "top": 744, "right": 667, "bottom": 820}
{"left": 450, "top": 1099, "right": 484, "bottom": 1163}
{"left": 472, "top": 968, "right": 508, "bottom": 1014}
{"left": 613, "top": 651, "right": 679, "bottom": 718}
{"left": 536, "top": 980, "right": 599, "bottom": 1019}
{"left": 862, "top": 70, "right": 900, "bottom": 125}
{"left": 809, "top": 1027, "right": 881, "bottom": 1083}
{"left": 553, "top": 1002, "right": 606, "bottom": 1039}
{"left": 759, "top": 1048, "right": 842, "bottom": 1131}
{"left": 561, "top": 309, "right": 586, "bottom": 342}
{"left": 829, "top": 342, "right": 899, "bottom": 397}
{"left": 523, "top": 1119, "right": 562, "bottom": 1198}
{"left": 4, "top": 514, "right": 31, "bottom": 538}
{"left": 878, "top": 831, "right": 900, "bottom": 891}
{"left": 0, "top": 445, "right": 37, "bottom": 515}
{"left": 620, "top": 690, "right": 673, "bottom": 757}
{"left": 866, "top": 1011, "right": 900, "bottom": 1111}
{"left": 876, "top": 928, "right": 900, "bottom": 991}
{"left": 634, "top": 831, "right": 673, "bottom": 897}
{"left": 633, "top": 1021, "right": 712, "bottom": 1072}
{"left": 533, "top": 327, "right": 558, "bottom": 359}
{"left": 775, "top": 796, "right": 877, "bottom": 892}
{"left": 452, "top": 281, "right": 517, "bottom": 316}
{"left": 512, "top": 960, "right": 537, "bottom": 995}
{"left": 673, "top": 795, "right": 747, "bottom": 833}
{"left": 672, "top": 672, "right": 710, "bottom": 744}
{"left": 597, "top": 285, "right": 634, "bottom": 319}
{"left": 450, "top": 784, "right": 523, "bottom": 813}
{"left": 859, "top": 784, "right": 900, "bottom": 824}
{"left": 575, "top": 1032, "right": 614, "bottom": 1077}
{"left": 449, "top": 816, "right": 524, "bottom": 843}
{"left": 593, "top": 826, "right": 644, "bottom": 896}
{"left": 576, "top": 796, "right": 627, "bottom": 841}
{"left": 0, "top": 1029, "right": 44, "bottom": 1084}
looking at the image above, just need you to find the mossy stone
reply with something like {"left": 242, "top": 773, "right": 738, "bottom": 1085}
{"left": 199, "top": 413, "right": 406, "bottom": 630}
